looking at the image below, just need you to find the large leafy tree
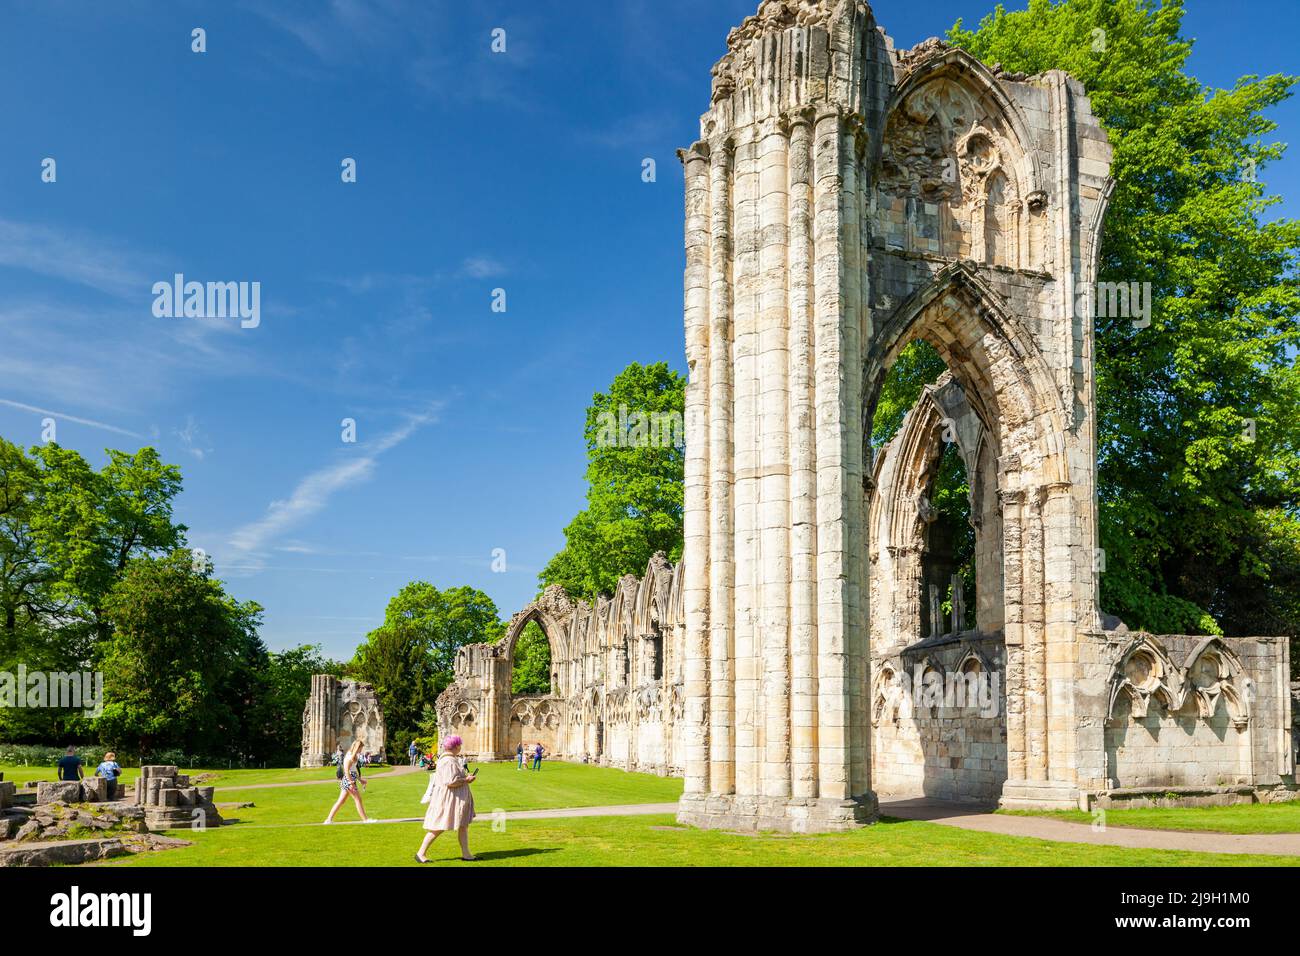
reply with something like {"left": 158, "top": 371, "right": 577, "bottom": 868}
{"left": 946, "top": 0, "right": 1300, "bottom": 643}
{"left": 349, "top": 582, "right": 504, "bottom": 758}
{"left": 0, "top": 438, "right": 190, "bottom": 743}
{"left": 541, "top": 362, "right": 686, "bottom": 599}
{"left": 96, "top": 550, "right": 264, "bottom": 762}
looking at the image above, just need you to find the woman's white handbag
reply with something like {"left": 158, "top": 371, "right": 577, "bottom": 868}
{"left": 419, "top": 777, "right": 434, "bottom": 805}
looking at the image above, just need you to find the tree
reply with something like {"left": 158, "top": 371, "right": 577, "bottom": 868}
{"left": 541, "top": 362, "right": 686, "bottom": 599}
{"left": 948, "top": 0, "right": 1300, "bottom": 644}
{"left": 96, "top": 550, "right": 264, "bottom": 762}
{"left": 0, "top": 438, "right": 190, "bottom": 743}
{"left": 510, "top": 620, "right": 551, "bottom": 694}
{"left": 349, "top": 583, "right": 504, "bottom": 759}
{"left": 244, "top": 644, "right": 343, "bottom": 766}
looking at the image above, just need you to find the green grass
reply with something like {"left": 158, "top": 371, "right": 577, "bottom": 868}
{"left": 207, "top": 761, "right": 683, "bottom": 827}
{"left": 1001, "top": 800, "right": 1300, "bottom": 835}
{"left": 86, "top": 762, "right": 1295, "bottom": 867}
{"left": 104, "top": 811, "right": 1299, "bottom": 868}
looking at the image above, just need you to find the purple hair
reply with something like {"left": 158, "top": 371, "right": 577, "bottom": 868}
{"left": 441, "top": 735, "right": 463, "bottom": 752}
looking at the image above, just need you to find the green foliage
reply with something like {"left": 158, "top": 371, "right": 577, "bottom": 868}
{"left": 349, "top": 582, "right": 504, "bottom": 759}
{"left": 871, "top": 341, "right": 949, "bottom": 445}
{"left": 247, "top": 644, "right": 344, "bottom": 766}
{"left": 541, "top": 362, "right": 686, "bottom": 600}
{"left": 97, "top": 550, "right": 265, "bottom": 762}
{"left": 0, "top": 438, "right": 192, "bottom": 744}
{"left": 510, "top": 620, "right": 551, "bottom": 694}
{"left": 950, "top": 0, "right": 1300, "bottom": 643}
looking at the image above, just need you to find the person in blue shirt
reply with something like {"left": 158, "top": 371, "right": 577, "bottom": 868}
{"left": 532, "top": 743, "right": 545, "bottom": 771}
{"left": 408, "top": 741, "right": 419, "bottom": 766}
{"left": 56, "top": 746, "right": 84, "bottom": 783}
{"left": 95, "top": 752, "right": 122, "bottom": 800}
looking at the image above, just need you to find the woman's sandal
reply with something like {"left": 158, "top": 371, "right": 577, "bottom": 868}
{"left": 460, "top": 855, "right": 478, "bottom": 861}
{"left": 414, "top": 854, "right": 430, "bottom": 864}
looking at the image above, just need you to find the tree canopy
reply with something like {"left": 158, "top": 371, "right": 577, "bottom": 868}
{"left": 540, "top": 361, "right": 686, "bottom": 600}
{"left": 948, "top": 0, "right": 1300, "bottom": 642}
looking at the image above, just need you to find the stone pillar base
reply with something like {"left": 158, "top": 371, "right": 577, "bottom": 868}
{"left": 677, "top": 791, "right": 878, "bottom": 834}
{"left": 299, "top": 754, "right": 328, "bottom": 768}
{"left": 998, "top": 778, "right": 1083, "bottom": 811}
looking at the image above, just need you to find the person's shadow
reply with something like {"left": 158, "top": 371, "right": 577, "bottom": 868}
{"left": 434, "top": 847, "right": 560, "bottom": 863}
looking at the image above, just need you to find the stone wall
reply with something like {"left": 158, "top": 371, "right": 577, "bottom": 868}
{"left": 436, "top": 553, "right": 685, "bottom": 775}
{"left": 300, "top": 676, "right": 387, "bottom": 767}
{"left": 1100, "top": 634, "right": 1292, "bottom": 794}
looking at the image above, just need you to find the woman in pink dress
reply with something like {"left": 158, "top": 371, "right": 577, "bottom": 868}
{"left": 415, "top": 735, "right": 477, "bottom": 862}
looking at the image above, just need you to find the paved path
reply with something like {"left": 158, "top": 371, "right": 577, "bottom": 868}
{"left": 231, "top": 802, "right": 681, "bottom": 831}
{"left": 208, "top": 764, "right": 423, "bottom": 792}
{"left": 880, "top": 798, "right": 1300, "bottom": 857}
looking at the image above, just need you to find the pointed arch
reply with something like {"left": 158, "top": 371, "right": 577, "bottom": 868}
{"left": 864, "top": 262, "right": 1072, "bottom": 488}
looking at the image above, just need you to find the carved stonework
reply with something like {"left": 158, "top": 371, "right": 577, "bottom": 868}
{"left": 300, "top": 676, "right": 386, "bottom": 767}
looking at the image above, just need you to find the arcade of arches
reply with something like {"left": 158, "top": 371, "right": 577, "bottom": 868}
{"left": 436, "top": 0, "right": 1298, "bottom": 833}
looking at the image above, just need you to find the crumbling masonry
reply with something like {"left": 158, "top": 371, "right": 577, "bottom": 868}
{"left": 436, "top": 0, "right": 1296, "bottom": 833}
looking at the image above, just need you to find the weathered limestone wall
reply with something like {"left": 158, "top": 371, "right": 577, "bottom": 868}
{"left": 1100, "top": 634, "right": 1292, "bottom": 795}
{"left": 872, "top": 634, "right": 1007, "bottom": 802}
{"left": 300, "top": 676, "right": 386, "bottom": 767}
{"left": 436, "top": 554, "right": 686, "bottom": 776}
{"left": 675, "top": 0, "right": 1114, "bottom": 831}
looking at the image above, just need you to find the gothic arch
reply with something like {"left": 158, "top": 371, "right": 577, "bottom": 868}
{"left": 864, "top": 262, "right": 1072, "bottom": 489}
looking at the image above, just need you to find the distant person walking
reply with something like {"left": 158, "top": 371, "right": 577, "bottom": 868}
{"left": 409, "top": 741, "right": 420, "bottom": 767}
{"left": 415, "top": 735, "right": 477, "bottom": 862}
{"left": 57, "top": 746, "right": 84, "bottom": 783}
{"left": 516, "top": 743, "right": 525, "bottom": 770}
{"left": 96, "top": 752, "right": 122, "bottom": 800}
{"left": 531, "top": 743, "right": 545, "bottom": 771}
{"left": 324, "top": 739, "right": 376, "bottom": 825}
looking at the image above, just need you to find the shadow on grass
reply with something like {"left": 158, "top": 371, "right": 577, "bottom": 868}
{"left": 451, "top": 847, "right": 562, "bottom": 862}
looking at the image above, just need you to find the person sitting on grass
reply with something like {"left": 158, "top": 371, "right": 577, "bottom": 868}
{"left": 415, "top": 735, "right": 477, "bottom": 863}
{"left": 324, "top": 739, "right": 376, "bottom": 825}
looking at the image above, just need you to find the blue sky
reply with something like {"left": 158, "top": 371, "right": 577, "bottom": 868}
{"left": 1, "top": 0, "right": 1296, "bottom": 660}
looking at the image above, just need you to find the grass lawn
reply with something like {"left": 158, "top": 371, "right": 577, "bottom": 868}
{"left": 76, "top": 762, "right": 1293, "bottom": 867}
{"left": 1001, "top": 800, "right": 1300, "bottom": 835}
{"left": 207, "top": 761, "right": 683, "bottom": 827}
{"left": 104, "top": 811, "right": 1299, "bottom": 868}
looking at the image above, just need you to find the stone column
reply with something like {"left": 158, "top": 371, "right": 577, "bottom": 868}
{"left": 706, "top": 137, "right": 735, "bottom": 797}
{"left": 732, "top": 129, "right": 761, "bottom": 800}
{"left": 759, "top": 118, "right": 792, "bottom": 800}
{"left": 787, "top": 109, "right": 819, "bottom": 800}
{"left": 811, "top": 106, "right": 850, "bottom": 802}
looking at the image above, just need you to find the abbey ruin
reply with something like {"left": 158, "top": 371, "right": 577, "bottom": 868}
{"left": 436, "top": 0, "right": 1297, "bottom": 833}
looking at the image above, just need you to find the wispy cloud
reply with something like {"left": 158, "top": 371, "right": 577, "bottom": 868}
{"left": 0, "top": 398, "right": 142, "bottom": 439}
{"left": 459, "top": 256, "right": 507, "bottom": 280}
{"left": 0, "top": 218, "right": 153, "bottom": 299}
{"left": 224, "top": 404, "right": 442, "bottom": 569}
{"left": 174, "top": 415, "right": 213, "bottom": 461}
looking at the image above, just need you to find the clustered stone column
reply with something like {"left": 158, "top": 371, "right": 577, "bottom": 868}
{"left": 677, "top": 91, "right": 879, "bottom": 832}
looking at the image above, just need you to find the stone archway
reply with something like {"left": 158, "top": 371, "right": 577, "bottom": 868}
{"left": 675, "top": 1, "right": 1114, "bottom": 832}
